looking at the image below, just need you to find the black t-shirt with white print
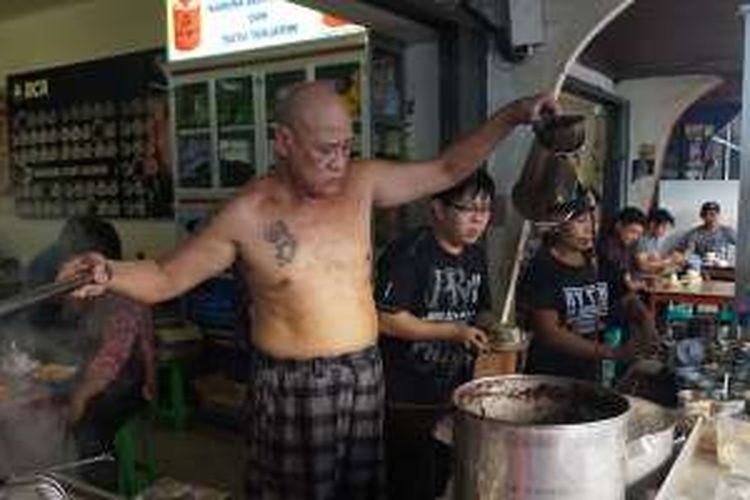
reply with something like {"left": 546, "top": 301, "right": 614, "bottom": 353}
{"left": 375, "top": 227, "right": 491, "bottom": 405}
{"left": 518, "top": 245, "right": 610, "bottom": 381}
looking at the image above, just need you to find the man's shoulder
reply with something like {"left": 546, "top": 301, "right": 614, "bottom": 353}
{"left": 384, "top": 227, "right": 434, "bottom": 258}
{"left": 235, "top": 175, "right": 275, "bottom": 202}
{"left": 341, "top": 158, "right": 378, "bottom": 183}
{"left": 353, "top": 158, "right": 390, "bottom": 175}
{"left": 377, "top": 228, "right": 434, "bottom": 274}
{"left": 526, "top": 246, "right": 576, "bottom": 281}
{"left": 528, "top": 245, "right": 554, "bottom": 268}
{"left": 462, "top": 240, "right": 488, "bottom": 264}
{"left": 219, "top": 176, "right": 277, "bottom": 218}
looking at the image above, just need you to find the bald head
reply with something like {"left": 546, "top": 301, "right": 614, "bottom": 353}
{"left": 271, "top": 80, "right": 354, "bottom": 197}
{"left": 275, "top": 81, "right": 350, "bottom": 130}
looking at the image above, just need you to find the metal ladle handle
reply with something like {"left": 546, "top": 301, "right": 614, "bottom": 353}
{"left": 0, "top": 273, "right": 94, "bottom": 319}
{"left": 0, "top": 453, "right": 115, "bottom": 488}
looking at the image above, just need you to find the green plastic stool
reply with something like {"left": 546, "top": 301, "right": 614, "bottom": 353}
{"left": 156, "top": 357, "right": 190, "bottom": 430}
{"left": 114, "top": 415, "right": 156, "bottom": 498}
{"left": 718, "top": 307, "right": 736, "bottom": 323}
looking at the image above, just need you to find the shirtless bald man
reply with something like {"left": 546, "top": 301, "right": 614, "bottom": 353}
{"left": 63, "top": 82, "right": 554, "bottom": 499}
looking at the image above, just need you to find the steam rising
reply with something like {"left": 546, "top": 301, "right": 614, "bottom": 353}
{"left": 0, "top": 319, "right": 77, "bottom": 477}
{"left": 0, "top": 215, "right": 118, "bottom": 478}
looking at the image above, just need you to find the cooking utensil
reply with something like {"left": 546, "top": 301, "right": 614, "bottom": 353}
{"left": 38, "top": 453, "right": 114, "bottom": 475}
{"left": 0, "top": 474, "right": 69, "bottom": 500}
{"left": 499, "top": 220, "right": 531, "bottom": 325}
{"left": 453, "top": 375, "right": 630, "bottom": 499}
{"left": 436, "top": 393, "right": 676, "bottom": 488}
{"left": 626, "top": 396, "right": 677, "bottom": 485}
{"left": 0, "top": 453, "right": 114, "bottom": 488}
{"left": 512, "top": 112, "right": 588, "bottom": 222}
{"left": 512, "top": 143, "right": 582, "bottom": 221}
{"left": 532, "top": 114, "right": 586, "bottom": 153}
{"left": 0, "top": 273, "right": 92, "bottom": 319}
{"left": 655, "top": 417, "right": 704, "bottom": 500}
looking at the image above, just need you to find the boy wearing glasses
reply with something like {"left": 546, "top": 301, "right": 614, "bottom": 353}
{"left": 374, "top": 170, "right": 495, "bottom": 499}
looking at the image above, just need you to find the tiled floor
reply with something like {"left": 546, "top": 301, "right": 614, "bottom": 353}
{"left": 149, "top": 420, "right": 245, "bottom": 498}
{"left": 148, "top": 420, "right": 458, "bottom": 500}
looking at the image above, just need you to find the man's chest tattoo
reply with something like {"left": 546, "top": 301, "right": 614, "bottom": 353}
{"left": 264, "top": 220, "right": 297, "bottom": 266}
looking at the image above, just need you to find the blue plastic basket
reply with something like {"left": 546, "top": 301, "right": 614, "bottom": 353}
{"left": 186, "top": 276, "right": 240, "bottom": 330}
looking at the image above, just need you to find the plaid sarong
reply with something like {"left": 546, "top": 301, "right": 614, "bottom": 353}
{"left": 245, "top": 346, "right": 385, "bottom": 500}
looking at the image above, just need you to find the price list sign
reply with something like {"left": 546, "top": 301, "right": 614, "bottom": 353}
{"left": 8, "top": 50, "right": 173, "bottom": 219}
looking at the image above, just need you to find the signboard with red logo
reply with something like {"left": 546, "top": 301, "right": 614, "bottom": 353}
{"left": 166, "top": 0, "right": 366, "bottom": 63}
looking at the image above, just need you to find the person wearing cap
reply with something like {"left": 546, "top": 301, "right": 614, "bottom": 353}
{"left": 676, "top": 201, "right": 736, "bottom": 261}
{"left": 516, "top": 196, "right": 634, "bottom": 381}
{"left": 635, "top": 208, "right": 684, "bottom": 275}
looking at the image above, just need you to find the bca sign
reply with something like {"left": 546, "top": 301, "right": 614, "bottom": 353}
{"left": 12, "top": 79, "right": 50, "bottom": 101}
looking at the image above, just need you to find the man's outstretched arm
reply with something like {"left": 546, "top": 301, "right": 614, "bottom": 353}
{"left": 61, "top": 205, "right": 240, "bottom": 304}
{"left": 369, "top": 93, "right": 556, "bottom": 208}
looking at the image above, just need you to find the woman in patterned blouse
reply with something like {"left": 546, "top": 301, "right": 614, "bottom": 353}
{"left": 53, "top": 216, "right": 156, "bottom": 462}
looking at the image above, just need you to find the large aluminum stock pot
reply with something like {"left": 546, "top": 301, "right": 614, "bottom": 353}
{"left": 453, "top": 375, "right": 630, "bottom": 500}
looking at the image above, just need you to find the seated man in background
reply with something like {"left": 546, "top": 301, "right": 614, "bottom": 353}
{"left": 635, "top": 207, "right": 684, "bottom": 275}
{"left": 517, "top": 195, "right": 634, "bottom": 382}
{"left": 375, "top": 170, "right": 494, "bottom": 499}
{"left": 677, "top": 201, "right": 736, "bottom": 261}
{"left": 598, "top": 207, "right": 648, "bottom": 300}
{"left": 597, "top": 207, "right": 660, "bottom": 359}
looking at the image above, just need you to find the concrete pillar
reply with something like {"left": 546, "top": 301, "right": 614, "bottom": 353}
{"left": 485, "top": 0, "right": 633, "bottom": 318}
{"left": 617, "top": 75, "right": 723, "bottom": 209}
{"left": 736, "top": 4, "right": 750, "bottom": 326}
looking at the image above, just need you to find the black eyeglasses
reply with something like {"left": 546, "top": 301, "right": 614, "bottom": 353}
{"left": 447, "top": 201, "right": 492, "bottom": 215}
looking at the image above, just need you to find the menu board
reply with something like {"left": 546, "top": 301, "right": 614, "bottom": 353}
{"left": 8, "top": 50, "right": 173, "bottom": 219}
{"left": 166, "top": 0, "right": 366, "bottom": 63}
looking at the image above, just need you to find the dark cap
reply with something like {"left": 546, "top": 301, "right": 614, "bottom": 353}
{"left": 700, "top": 201, "right": 720, "bottom": 215}
{"left": 648, "top": 208, "right": 675, "bottom": 225}
{"left": 554, "top": 186, "right": 599, "bottom": 222}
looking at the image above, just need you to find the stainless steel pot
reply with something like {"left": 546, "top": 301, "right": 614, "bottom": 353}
{"left": 453, "top": 375, "right": 630, "bottom": 500}
{"left": 0, "top": 475, "right": 69, "bottom": 500}
{"left": 626, "top": 396, "right": 676, "bottom": 485}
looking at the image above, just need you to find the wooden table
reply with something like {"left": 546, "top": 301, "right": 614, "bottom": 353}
{"left": 701, "top": 265, "right": 735, "bottom": 282}
{"left": 647, "top": 279, "right": 735, "bottom": 313}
